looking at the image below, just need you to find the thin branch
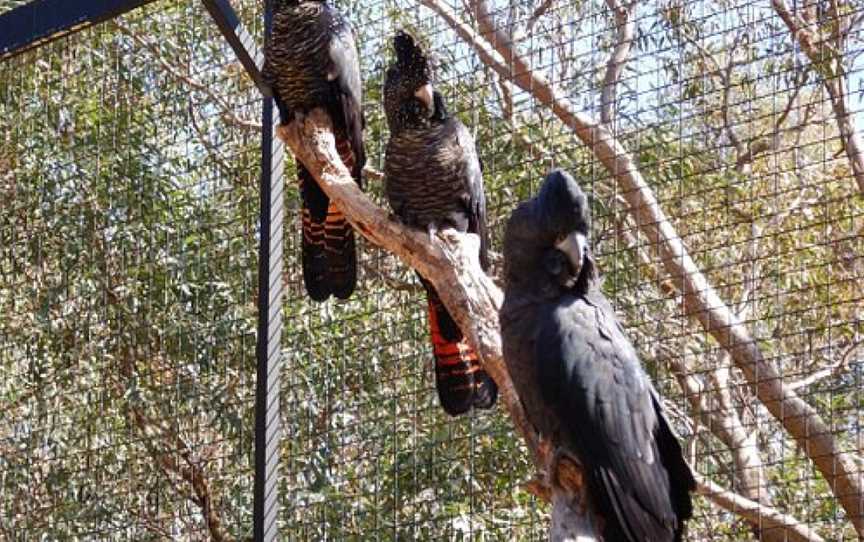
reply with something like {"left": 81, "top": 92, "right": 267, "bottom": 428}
{"left": 113, "top": 21, "right": 261, "bottom": 134}
{"left": 363, "top": 165, "right": 384, "bottom": 181}
{"left": 696, "top": 474, "right": 827, "bottom": 542}
{"left": 187, "top": 103, "right": 239, "bottom": 178}
{"left": 600, "top": 0, "right": 635, "bottom": 126}
{"left": 772, "top": 0, "right": 864, "bottom": 193}
{"left": 526, "top": 0, "right": 556, "bottom": 34}
{"left": 132, "top": 410, "right": 235, "bottom": 542}
{"left": 421, "top": 0, "right": 864, "bottom": 534}
{"left": 789, "top": 338, "right": 863, "bottom": 391}
{"left": 111, "top": 348, "right": 234, "bottom": 542}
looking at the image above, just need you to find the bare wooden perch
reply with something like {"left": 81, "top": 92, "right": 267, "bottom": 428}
{"left": 420, "top": 0, "right": 864, "bottom": 535}
{"left": 276, "top": 110, "right": 598, "bottom": 541}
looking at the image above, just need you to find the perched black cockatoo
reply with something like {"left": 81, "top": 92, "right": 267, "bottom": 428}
{"left": 263, "top": 0, "right": 365, "bottom": 301}
{"left": 383, "top": 31, "right": 497, "bottom": 416}
{"left": 499, "top": 170, "right": 696, "bottom": 541}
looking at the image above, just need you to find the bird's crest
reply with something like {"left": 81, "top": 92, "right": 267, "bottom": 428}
{"left": 394, "top": 31, "right": 419, "bottom": 63}
{"left": 393, "top": 31, "right": 429, "bottom": 72}
{"left": 536, "top": 170, "right": 596, "bottom": 290}
{"left": 537, "top": 169, "right": 590, "bottom": 237}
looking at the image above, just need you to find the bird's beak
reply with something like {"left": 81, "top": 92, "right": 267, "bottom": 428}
{"left": 414, "top": 83, "right": 434, "bottom": 112}
{"left": 555, "top": 232, "right": 587, "bottom": 276}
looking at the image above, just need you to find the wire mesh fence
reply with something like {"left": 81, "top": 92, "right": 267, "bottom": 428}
{"left": 1, "top": 0, "right": 863, "bottom": 540}
{"left": 0, "top": 1, "right": 264, "bottom": 538}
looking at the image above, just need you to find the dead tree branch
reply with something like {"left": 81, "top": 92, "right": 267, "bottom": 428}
{"left": 420, "top": 0, "right": 864, "bottom": 534}
{"left": 277, "top": 110, "right": 598, "bottom": 540}
{"left": 772, "top": 0, "right": 864, "bottom": 193}
{"left": 600, "top": 0, "right": 636, "bottom": 126}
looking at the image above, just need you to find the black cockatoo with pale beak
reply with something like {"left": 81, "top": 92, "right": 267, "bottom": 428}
{"left": 499, "top": 170, "right": 695, "bottom": 541}
{"left": 263, "top": 0, "right": 365, "bottom": 301}
{"left": 383, "top": 31, "right": 497, "bottom": 416}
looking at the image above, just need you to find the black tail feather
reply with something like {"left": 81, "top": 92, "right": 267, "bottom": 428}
{"left": 423, "top": 280, "right": 497, "bottom": 415}
{"left": 299, "top": 164, "right": 332, "bottom": 301}
{"left": 297, "top": 132, "right": 360, "bottom": 301}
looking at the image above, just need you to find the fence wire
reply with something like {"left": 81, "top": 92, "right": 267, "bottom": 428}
{"left": 1, "top": 0, "right": 863, "bottom": 540}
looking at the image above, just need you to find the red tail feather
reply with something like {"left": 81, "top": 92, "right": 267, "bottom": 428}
{"left": 426, "top": 290, "right": 497, "bottom": 416}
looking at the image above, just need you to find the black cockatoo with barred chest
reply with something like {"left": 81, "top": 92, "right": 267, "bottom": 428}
{"left": 499, "top": 170, "right": 695, "bottom": 541}
{"left": 263, "top": 0, "right": 365, "bottom": 301}
{"left": 383, "top": 31, "right": 498, "bottom": 416}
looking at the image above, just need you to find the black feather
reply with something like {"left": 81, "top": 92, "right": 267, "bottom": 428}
{"left": 500, "top": 170, "right": 695, "bottom": 542}
{"left": 263, "top": 0, "right": 365, "bottom": 301}
{"left": 384, "top": 33, "right": 496, "bottom": 415}
{"left": 393, "top": 30, "right": 418, "bottom": 64}
{"left": 536, "top": 169, "right": 590, "bottom": 240}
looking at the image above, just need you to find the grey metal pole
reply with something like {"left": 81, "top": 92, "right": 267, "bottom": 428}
{"left": 253, "top": 2, "right": 283, "bottom": 539}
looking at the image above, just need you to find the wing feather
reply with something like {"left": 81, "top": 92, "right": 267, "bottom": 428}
{"left": 536, "top": 296, "right": 691, "bottom": 541}
{"left": 453, "top": 122, "right": 489, "bottom": 270}
{"left": 327, "top": 23, "right": 365, "bottom": 183}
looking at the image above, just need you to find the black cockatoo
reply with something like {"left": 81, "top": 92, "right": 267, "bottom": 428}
{"left": 263, "top": 0, "right": 365, "bottom": 301}
{"left": 499, "top": 170, "right": 695, "bottom": 541}
{"left": 383, "top": 31, "right": 497, "bottom": 416}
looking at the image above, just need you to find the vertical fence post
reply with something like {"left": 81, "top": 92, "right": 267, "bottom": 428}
{"left": 254, "top": 1, "right": 283, "bottom": 539}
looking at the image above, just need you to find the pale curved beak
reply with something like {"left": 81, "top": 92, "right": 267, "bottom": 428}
{"left": 555, "top": 232, "right": 587, "bottom": 276}
{"left": 414, "top": 83, "right": 434, "bottom": 111}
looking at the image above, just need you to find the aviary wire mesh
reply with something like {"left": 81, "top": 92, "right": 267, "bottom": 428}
{"left": 1, "top": 0, "right": 862, "bottom": 540}
{"left": 0, "top": 1, "right": 264, "bottom": 538}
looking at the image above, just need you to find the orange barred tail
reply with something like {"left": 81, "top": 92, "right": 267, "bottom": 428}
{"left": 323, "top": 201, "right": 356, "bottom": 299}
{"left": 298, "top": 137, "right": 358, "bottom": 301}
{"left": 426, "top": 287, "right": 498, "bottom": 416}
{"left": 300, "top": 197, "right": 331, "bottom": 302}
{"left": 325, "top": 137, "right": 358, "bottom": 299}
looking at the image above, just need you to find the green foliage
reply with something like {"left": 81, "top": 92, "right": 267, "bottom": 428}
{"left": 1, "top": 0, "right": 862, "bottom": 539}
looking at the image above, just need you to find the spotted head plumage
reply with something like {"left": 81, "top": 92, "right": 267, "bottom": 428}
{"left": 385, "top": 31, "right": 439, "bottom": 132}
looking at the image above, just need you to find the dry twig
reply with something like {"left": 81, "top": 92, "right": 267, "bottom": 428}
{"left": 772, "top": 0, "right": 864, "bottom": 193}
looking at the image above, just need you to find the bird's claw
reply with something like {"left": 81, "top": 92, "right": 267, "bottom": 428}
{"left": 547, "top": 446, "right": 583, "bottom": 492}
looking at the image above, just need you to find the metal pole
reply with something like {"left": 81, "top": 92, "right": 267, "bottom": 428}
{"left": 0, "top": 0, "right": 159, "bottom": 60}
{"left": 253, "top": 1, "right": 283, "bottom": 539}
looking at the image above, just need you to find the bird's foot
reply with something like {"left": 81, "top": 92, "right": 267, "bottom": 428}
{"left": 547, "top": 446, "right": 583, "bottom": 493}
